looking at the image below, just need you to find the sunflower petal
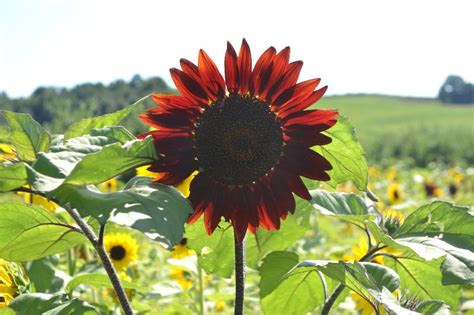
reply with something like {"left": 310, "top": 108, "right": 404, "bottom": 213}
{"left": 225, "top": 41, "right": 239, "bottom": 93}
{"left": 198, "top": 49, "right": 226, "bottom": 100}
{"left": 238, "top": 39, "right": 252, "bottom": 94}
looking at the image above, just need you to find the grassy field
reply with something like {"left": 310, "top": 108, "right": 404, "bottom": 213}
{"left": 1, "top": 94, "right": 473, "bottom": 167}
{"left": 317, "top": 95, "right": 474, "bottom": 166}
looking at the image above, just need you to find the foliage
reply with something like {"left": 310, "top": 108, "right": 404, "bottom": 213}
{"left": 0, "top": 94, "right": 473, "bottom": 314}
{"left": 0, "top": 75, "right": 172, "bottom": 135}
{"left": 438, "top": 75, "right": 474, "bottom": 104}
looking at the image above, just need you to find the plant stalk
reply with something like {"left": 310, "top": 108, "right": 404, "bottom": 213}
{"left": 234, "top": 234, "right": 246, "bottom": 315}
{"left": 13, "top": 186, "right": 134, "bottom": 313}
{"left": 198, "top": 266, "right": 205, "bottom": 315}
{"left": 321, "top": 283, "right": 345, "bottom": 315}
{"left": 66, "top": 207, "right": 134, "bottom": 315}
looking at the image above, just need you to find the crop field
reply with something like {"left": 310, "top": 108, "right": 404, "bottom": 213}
{"left": 318, "top": 95, "right": 474, "bottom": 167}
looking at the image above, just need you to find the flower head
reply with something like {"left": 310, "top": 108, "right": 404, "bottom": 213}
{"left": 171, "top": 238, "right": 195, "bottom": 259}
{"left": 343, "top": 239, "right": 384, "bottom": 265}
{"left": 139, "top": 39, "right": 337, "bottom": 240}
{"left": 104, "top": 232, "right": 138, "bottom": 271}
{"left": 170, "top": 267, "right": 193, "bottom": 290}
{"left": 423, "top": 181, "right": 443, "bottom": 198}
{"left": 16, "top": 188, "right": 59, "bottom": 213}
{"left": 0, "top": 259, "right": 28, "bottom": 307}
{"left": 0, "top": 144, "right": 15, "bottom": 162}
{"left": 387, "top": 183, "right": 403, "bottom": 205}
{"left": 99, "top": 178, "right": 118, "bottom": 192}
{"left": 382, "top": 208, "right": 405, "bottom": 235}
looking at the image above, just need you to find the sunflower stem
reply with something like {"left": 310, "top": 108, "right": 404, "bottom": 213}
{"left": 65, "top": 207, "right": 133, "bottom": 315}
{"left": 321, "top": 283, "right": 345, "bottom": 315}
{"left": 234, "top": 234, "right": 246, "bottom": 315}
{"left": 11, "top": 186, "right": 133, "bottom": 313}
{"left": 198, "top": 266, "right": 205, "bottom": 315}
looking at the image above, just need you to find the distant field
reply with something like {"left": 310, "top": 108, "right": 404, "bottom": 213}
{"left": 317, "top": 95, "right": 474, "bottom": 166}
{"left": 1, "top": 94, "right": 473, "bottom": 167}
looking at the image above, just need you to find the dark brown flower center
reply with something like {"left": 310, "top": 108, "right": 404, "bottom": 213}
{"left": 195, "top": 94, "right": 284, "bottom": 185}
{"left": 110, "top": 246, "right": 126, "bottom": 260}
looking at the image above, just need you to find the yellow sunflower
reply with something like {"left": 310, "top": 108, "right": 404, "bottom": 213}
{"left": 0, "top": 259, "right": 27, "bottom": 307}
{"left": 368, "top": 165, "right": 379, "bottom": 178}
{"left": 0, "top": 144, "right": 15, "bottom": 162}
{"left": 136, "top": 165, "right": 196, "bottom": 198}
{"left": 215, "top": 300, "right": 226, "bottom": 312}
{"left": 387, "top": 183, "right": 403, "bottom": 205}
{"left": 382, "top": 209, "right": 404, "bottom": 235}
{"left": 170, "top": 267, "right": 193, "bottom": 290}
{"left": 99, "top": 178, "right": 118, "bottom": 192}
{"left": 104, "top": 232, "right": 138, "bottom": 272}
{"left": 136, "top": 165, "right": 158, "bottom": 178}
{"left": 16, "top": 188, "right": 59, "bottom": 213}
{"left": 352, "top": 292, "right": 393, "bottom": 315}
{"left": 171, "top": 238, "right": 195, "bottom": 259}
{"left": 387, "top": 168, "right": 398, "bottom": 181}
{"left": 343, "top": 239, "right": 384, "bottom": 265}
{"left": 423, "top": 181, "right": 443, "bottom": 198}
{"left": 448, "top": 168, "right": 465, "bottom": 184}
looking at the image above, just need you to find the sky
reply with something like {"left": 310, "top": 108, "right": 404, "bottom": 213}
{"left": 0, "top": 0, "right": 473, "bottom": 98}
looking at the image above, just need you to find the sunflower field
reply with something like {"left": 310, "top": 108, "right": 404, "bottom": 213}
{"left": 0, "top": 40, "right": 473, "bottom": 315}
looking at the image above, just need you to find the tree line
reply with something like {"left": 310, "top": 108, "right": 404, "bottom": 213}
{"left": 438, "top": 75, "right": 474, "bottom": 104}
{"left": 0, "top": 75, "right": 172, "bottom": 134}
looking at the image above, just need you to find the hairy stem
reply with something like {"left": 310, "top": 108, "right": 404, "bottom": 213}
{"left": 14, "top": 187, "right": 133, "bottom": 314}
{"left": 66, "top": 208, "right": 133, "bottom": 315}
{"left": 321, "top": 283, "right": 345, "bottom": 315}
{"left": 234, "top": 234, "right": 246, "bottom": 315}
{"left": 198, "top": 266, "right": 205, "bottom": 315}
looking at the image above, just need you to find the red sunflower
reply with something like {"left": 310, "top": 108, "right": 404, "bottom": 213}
{"left": 139, "top": 39, "right": 338, "bottom": 241}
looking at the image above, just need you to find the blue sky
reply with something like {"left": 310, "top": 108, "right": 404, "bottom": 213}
{"left": 1, "top": 0, "right": 473, "bottom": 98}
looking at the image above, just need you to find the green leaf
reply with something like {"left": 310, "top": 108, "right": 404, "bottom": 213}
{"left": 65, "top": 273, "right": 145, "bottom": 294}
{"left": 309, "top": 189, "right": 375, "bottom": 227}
{"left": 377, "top": 288, "right": 418, "bottom": 314}
{"left": 261, "top": 264, "right": 331, "bottom": 315}
{"left": 50, "top": 177, "right": 193, "bottom": 249}
{"left": 64, "top": 136, "right": 158, "bottom": 185}
{"left": 33, "top": 151, "right": 85, "bottom": 179}
{"left": 0, "top": 308, "right": 15, "bottom": 315}
{"left": 289, "top": 260, "right": 399, "bottom": 313}
{"left": 378, "top": 287, "right": 450, "bottom": 314}
{"left": 3, "top": 111, "right": 51, "bottom": 161}
{"left": 89, "top": 126, "right": 135, "bottom": 144}
{"left": 247, "top": 198, "right": 313, "bottom": 268}
{"left": 0, "top": 202, "right": 86, "bottom": 261}
{"left": 186, "top": 199, "right": 313, "bottom": 277}
{"left": 64, "top": 95, "right": 148, "bottom": 139}
{"left": 27, "top": 126, "right": 143, "bottom": 190}
{"left": 395, "top": 201, "right": 474, "bottom": 252}
{"left": 398, "top": 236, "right": 474, "bottom": 286}
{"left": 51, "top": 133, "right": 123, "bottom": 155}
{"left": 367, "top": 222, "right": 462, "bottom": 307}
{"left": 319, "top": 261, "right": 399, "bottom": 296}
{"left": 185, "top": 220, "right": 235, "bottom": 278}
{"left": 9, "top": 293, "right": 97, "bottom": 315}
{"left": 259, "top": 251, "right": 299, "bottom": 298}
{"left": 314, "top": 115, "right": 368, "bottom": 190}
{"left": 0, "top": 162, "right": 27, "bottom": 192}
{"left": 27, "top": 258, "right": 70, "bottom": 293}
{"left": 416, "top": 300, "right": 450, "bottom": 314}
